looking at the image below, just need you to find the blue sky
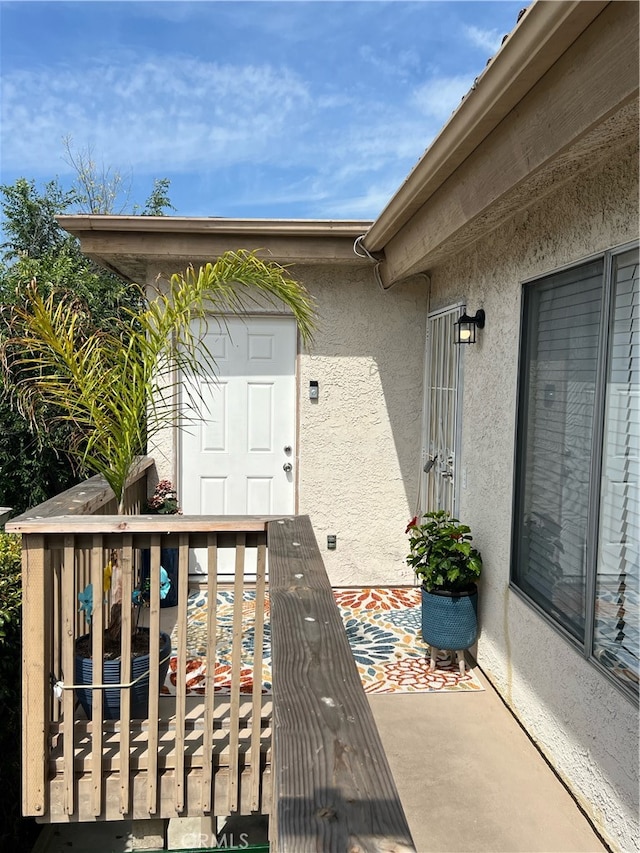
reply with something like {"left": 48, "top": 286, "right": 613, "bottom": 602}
{"left": 1, "top": 1, "right": 525, "bottom": 221}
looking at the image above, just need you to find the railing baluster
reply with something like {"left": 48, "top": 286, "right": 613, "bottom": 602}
{"left": 146, "top": 535, "right": 161, "bottom": 814}
{"left": 119, "top": 535, "right": 133, "bottom": 814}
{"left": 62, "top": 537, "right": 76, "bottom": 815}
{"left": 90, "top": 535, "right": 104, "bottom": 817}
{"left": 51, "top": 549, "right": 62, "bottom": 725}
{"left": 174, "top": 533, "right": 190, "bottom": 813}
{"left": 228, "top": 533, "right": 246, "bottom": 815}
{"left": 21, "top": 533, "right": 48, "bottom": 818}
{"left": 250, "top": 532, "right": 267, "bottom": 812}
{"left": 201, "top": 533, "right": 218, "bottom": 813}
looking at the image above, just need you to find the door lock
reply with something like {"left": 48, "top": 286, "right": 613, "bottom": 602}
{"left": 284, "top": 445, "right": 292, "bottom": 454}
{"left": 283, "top": 462, "right": 293, "bottom": 473}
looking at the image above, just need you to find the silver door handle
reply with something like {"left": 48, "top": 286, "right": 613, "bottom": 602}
{"left": 283, "top": 462, "right": 293, "bottom": 473}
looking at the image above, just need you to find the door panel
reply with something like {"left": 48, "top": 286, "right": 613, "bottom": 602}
{"left": 180, "top": 315, "right": 297, "bottom": 577}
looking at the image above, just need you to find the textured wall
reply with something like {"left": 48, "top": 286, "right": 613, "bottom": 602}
{"left": 295, "top": 264, "right": 427, "bottom": 586}
{"left": 428, "top": 140, "right": 639, "bottom": 852}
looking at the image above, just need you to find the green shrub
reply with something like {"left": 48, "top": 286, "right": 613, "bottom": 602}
{"left": 0, "top": 532, "right": 21, "bottom": 647}
{"left": 0, "top": 532, "right": 39, "bottom": 850}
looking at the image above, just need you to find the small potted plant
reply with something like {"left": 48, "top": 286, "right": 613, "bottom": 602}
{"left": 406, "top": 510, "right": 482, "bottom": 661}
{"left": 75, "top": 559, "right": 172, "bottom": 719}
{"left": 140, "top": 479, "right": 181, "bottom": 608}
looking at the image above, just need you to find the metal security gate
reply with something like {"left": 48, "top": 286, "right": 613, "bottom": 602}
{"left": 421, "top": 305, "right": 463, "bottom": 516}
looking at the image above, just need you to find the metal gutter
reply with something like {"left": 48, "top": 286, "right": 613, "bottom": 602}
{"left": 57, "top": 215, "right": 372, "bottom": 238}
{"left": 362, "top": 0, "right": 610, "bottom": 253}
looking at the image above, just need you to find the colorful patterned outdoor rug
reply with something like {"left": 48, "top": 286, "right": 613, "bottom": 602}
{"left": 162, "top": 587, "right": 484, "bottom": 696}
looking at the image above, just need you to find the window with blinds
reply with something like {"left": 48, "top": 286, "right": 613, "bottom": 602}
{"left": 512, "top": 245, "right": 639, "bottom": 700}
{"left": 593, "top": 249, "right": 639, "bottom": 694}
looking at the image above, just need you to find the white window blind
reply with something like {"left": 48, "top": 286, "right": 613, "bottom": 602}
{"left": 593, "top": 250, "right": 639, "bottom": 692}
{"left": 514, "top": 260, "right": 603, "bottom": 642}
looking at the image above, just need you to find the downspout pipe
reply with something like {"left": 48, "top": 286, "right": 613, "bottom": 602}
{"left": 355, "top": 234, "right": 430, "bottom": 293}
{"left": 354, "top": 233, "right": 399, "bottom": 291}
{"left": 353, "top": 234, "right": 390, "bottom": 292}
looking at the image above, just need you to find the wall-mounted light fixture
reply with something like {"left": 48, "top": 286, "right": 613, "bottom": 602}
{"left": 454, "top": 309, "right": 485, "bottom": 345}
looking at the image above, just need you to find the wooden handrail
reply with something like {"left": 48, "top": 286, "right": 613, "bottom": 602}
{"left": 8, "top": 514, "right": 288, "bottom": 534}
{"left": 268, "top": 516, "right": 416, "bottom": 852}
{"left": 8, "top": 455, "right": 155, "bottom": 524}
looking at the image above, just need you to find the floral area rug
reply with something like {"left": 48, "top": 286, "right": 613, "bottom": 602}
{"left": 162, "top": 587, "right": 484, "bottom": 696}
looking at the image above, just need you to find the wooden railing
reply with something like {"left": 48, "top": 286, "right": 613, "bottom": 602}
{"left": 8, "top": 464, "right": 272, "bottom": 822}
{"left": 269, "top": 517, "right": 415, "bottom": 852}
{"left": 9, "top": 468, "right": 414, "bottom": 849}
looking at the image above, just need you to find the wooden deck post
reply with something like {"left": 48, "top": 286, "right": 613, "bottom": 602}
{"left": 268, "top": 516, "right": 416, "bottom": 853}
{"left": 21, "top": 533, "right": 49, "bottom": 818}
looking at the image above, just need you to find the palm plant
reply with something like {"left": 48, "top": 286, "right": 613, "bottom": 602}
{"left": 0, "top": 250, "right": 314, "bottom": 642}
{"left": 0, "top": 250, "right": 314, "bottom": 512}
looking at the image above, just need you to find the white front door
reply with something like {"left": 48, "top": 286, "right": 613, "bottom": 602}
{"left": 180, "top": 315, "right": 297, "bottom": 576}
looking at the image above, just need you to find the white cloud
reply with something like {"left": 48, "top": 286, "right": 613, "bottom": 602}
{"left": 410, "top": 74, "right": 475, "bottom": 122}
{"left": 0, "top": 47, "right": 485, "bottom": 221}
{"left": 1, "top": 58, "right": 312, "bottom": 174}
{"left": 359, "top": 44, "right": 421, "bottom": 80}
{"left": 316, "top": 181, "right": 401, "bottom": 220}
{"left": 464, "top": 24, "right": 503, "bottom": 56}
{"left": 1, "top": 52, "right": 448, "bottom": 187}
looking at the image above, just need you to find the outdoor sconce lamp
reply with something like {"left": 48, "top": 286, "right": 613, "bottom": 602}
{"left": 454, "top": 309, "right": 485, "bottom": 345}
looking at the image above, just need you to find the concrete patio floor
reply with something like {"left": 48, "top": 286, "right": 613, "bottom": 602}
{"left": 34, "top": 665, "right": 608, "bottom": 852}
{"left": 369, "top": 666, "right": 609, "bottom": 853}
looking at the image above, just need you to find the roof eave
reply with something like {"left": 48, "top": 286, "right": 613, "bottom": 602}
{"left": 362, "top": 0, "right": 609, "bottom": 254}
{"left": 57, "top": 215, "right": 373, "bottom": 239}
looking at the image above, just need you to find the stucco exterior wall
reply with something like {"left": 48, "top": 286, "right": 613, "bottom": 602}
{"left": 427, "top": 140, "right": 639, "bottom": 852}
{"left": 295, "top": 264, "right": 427, "bottom": 586}
{"left": 148, "top": 260, "right": 427, "bottom": 587}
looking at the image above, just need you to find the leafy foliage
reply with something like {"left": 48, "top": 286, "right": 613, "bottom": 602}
{"left": 406, "top": 510, "right": 482, "bottom": 592}
{"left": 0, "top": 178, "right": 139, "bottom": 513}
{"left": 141, "top": 177, "right": 176, "bottom": 216}
{"left": 1, "top": 251, "right": 314, "bottom": 513}
{"left": 63, "top": 136, "right": 130, "bottom": 214}
{"left": 62, "top": 138, "right": 175, "bottom": 216}
{"left": 0, "top": 177, "right": 78, "bottom": 260}
{"left": 0, "top": 533, "right": 20, "bottom": 646}
{"left": 0, "top": 172, "right": 169, "bottom": 514}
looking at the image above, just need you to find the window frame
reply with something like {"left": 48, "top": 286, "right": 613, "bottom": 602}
{"left": 510, "top": 241, "right": 639, "bottom": 704}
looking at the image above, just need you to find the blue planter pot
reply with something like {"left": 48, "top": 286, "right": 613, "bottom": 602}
{"left": 140, "top": 547, "right": 179, "bottom": 607}
{"left": 421, "top": 583, "right": 478, "bottom": 650}
{"left": 75, "top": 629, "right": 172, "bottom": 720}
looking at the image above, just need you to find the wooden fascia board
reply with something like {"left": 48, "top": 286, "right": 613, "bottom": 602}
{"left": 376, "top": 0, "right": 639, "bottom": 286}
{"left": 57, "top": 218, "right": 373, "bottom": 276}
{"left": 73, "top": 230, "right": 368, "bottom": 267}
{"left": 363, "top": 0, "right": 610, "bottom": 253}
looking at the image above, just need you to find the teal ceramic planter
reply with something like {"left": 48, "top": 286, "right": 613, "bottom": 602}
{"left": 421, "top": 583, "right": 478, "bottom": 650}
